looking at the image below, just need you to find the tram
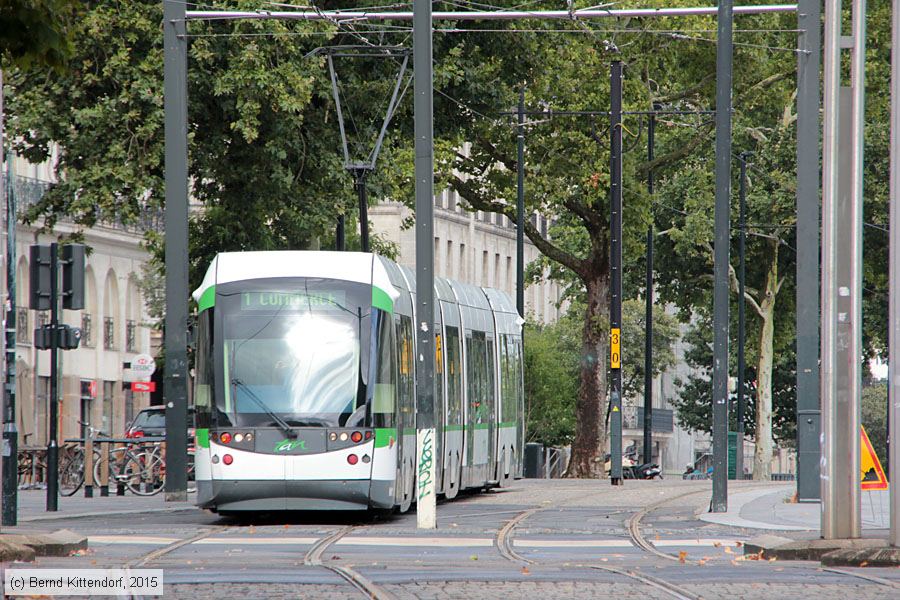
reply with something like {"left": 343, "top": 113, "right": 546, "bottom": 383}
{"left": 192, "top": 251, "right": 525, "bottom": 513}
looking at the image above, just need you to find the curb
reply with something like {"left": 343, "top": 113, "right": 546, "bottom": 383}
{"left": 0, "top": 529, "right": 88, "bottom": 561}
{"left": 19, "top": 506, "right": 197, "bottom": 523}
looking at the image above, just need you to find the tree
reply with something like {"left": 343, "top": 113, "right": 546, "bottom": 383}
{"left": 525, "top": 298, "right": 679, "bottom": 448}
{"left": 1, "top": 0, "right": 77, "bottom": 70}
{"left": 6, "top": 0, "right": 409, "bottom": 294}
{"left": 432, "top": 4, "right": 801, "bottom": 476}
{"left": 861, "top": 383, "right": 887, "bottom": 464}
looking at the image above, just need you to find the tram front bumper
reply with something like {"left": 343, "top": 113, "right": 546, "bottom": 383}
{"left": 197, "top": 478, "right": 373, "bottom": 511}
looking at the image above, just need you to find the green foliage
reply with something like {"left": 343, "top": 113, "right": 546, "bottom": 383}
{"left": 524, "top": 316, "right": 580, "bottom": 447}
{"left": 1, "top": 0, "right": 76, "bottom": 70}
{"left": 862, "top": 383, "right": 887, "bottom": 464}
{"left": 525, "top": 298, "right": 679, "bottom": 447}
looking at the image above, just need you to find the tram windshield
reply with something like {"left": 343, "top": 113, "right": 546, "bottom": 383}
{"left": 217, "top": 279, "right": 370, "bottom": 428}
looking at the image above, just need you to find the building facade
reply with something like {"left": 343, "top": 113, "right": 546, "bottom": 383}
{"left": 5, "top": 158, "right": 157, "bottom": 448}
{"left": 370, "top": 189, "right": 563, "bottom": 323}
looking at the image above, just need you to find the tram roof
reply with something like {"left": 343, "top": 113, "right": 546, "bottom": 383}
{"left": 192, "top": 251, "right": 399, "bottom": 307}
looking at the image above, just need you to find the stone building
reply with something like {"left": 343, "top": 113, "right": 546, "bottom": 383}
{"left": 5, "top": 157, "right": 157, "bottom": 447}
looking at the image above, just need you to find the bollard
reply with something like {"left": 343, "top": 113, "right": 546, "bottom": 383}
{"left": 99, "top": 440, "right": 109, "bottom": 496}
{"left": 84, "top": 436, "right": 94, "bottom": 498}
{"left": 116, "top": 442, "right": 125, "bottom": 496}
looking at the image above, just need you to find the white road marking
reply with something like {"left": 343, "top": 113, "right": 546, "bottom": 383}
{"left": 88, "top": 535, "right": 744, "bottom": 549}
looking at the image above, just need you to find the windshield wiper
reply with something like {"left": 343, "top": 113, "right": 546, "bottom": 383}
{"left": 230, "top": 378, "right": 297, "bottom": 439}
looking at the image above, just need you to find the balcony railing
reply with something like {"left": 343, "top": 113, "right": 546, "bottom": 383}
{"left": 11, "top": 175, "right": 162, "bottom": 234}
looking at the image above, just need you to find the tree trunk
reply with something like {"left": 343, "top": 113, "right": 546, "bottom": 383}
{"left": 565, "top": 274, "right": 610, "bottom": 478}
{"left": 752, "top": 241, "right": 778, "bottom": 480}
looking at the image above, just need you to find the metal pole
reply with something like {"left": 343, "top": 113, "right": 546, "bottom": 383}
{"left": 795, "top": 0, "right": 822, "bottom": 503}
{"left": 737, "top": 153, "right": 748, "bottom": 481}
{"left": 889, "top": 0, "right": 900, "bottom": 549}
{"left": 163, "top": 0, "right": 189, "bottom": 501}
{"left": 357, "top": 173, "right": 369, "bottom": 253}
{"left": 820, "top": 0, "right": 840, "bottom": 539}
{"left": 710, "top": 0, "right": 733, "bottom": 513}
{"left": 517, "top": 89, "right": 525, "bottom": 320}
{"left": 2, "top": 70, "right": 17, "bottom": 523}
{"left": 413, "top": 0, "right": 437, "bottom": 530}
{"left": 609, "top": 59, "right": 623, "bottom": 487}
{"left": 643, "top": 108, "right": 655, "bottom": 467}
{"left": 46, "top": 243, "right": 59, "bottom": 511}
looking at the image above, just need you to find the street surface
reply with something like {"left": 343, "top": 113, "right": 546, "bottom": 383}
{"left": 7, "top": 479, "right": 900, "bottom": 599}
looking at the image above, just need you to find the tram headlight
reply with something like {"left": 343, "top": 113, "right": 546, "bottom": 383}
{"left": 339, "top": 432, "right": 349, "bottom": 442}
{"left": 329, "top": 432, "right": 338, "bottom": 442}
{"left": 347, "top": 454, "right": 359, "bottom": 465}
{"left": 350, "top": 431, "right": 362, "bottom": 443}
{"left": 234, "top": 433, "right": 244, "bottom": 443}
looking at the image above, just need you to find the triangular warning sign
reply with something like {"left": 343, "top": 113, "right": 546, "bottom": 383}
{"left": 860, "top": 425, "right": 888, "bottom": 491}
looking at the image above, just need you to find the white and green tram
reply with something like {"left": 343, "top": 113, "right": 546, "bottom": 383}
{"left": 192, "top": 251, "right": 524, "bottom": 513}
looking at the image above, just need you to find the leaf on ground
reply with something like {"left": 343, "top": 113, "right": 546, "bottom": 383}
{"left": 735, "top": 541, "right": 744, "bottom": 547}
{"left": 730, "top": 559, "right": 740, "bottom": 566}
{"left": 600, "top": 558, "right": 609, "bottom": 562}
{"left": 521, "top": 567, "right": 530, "bottom": 575}
{"left": 331, "top": 555, "right": 341, "bottom": 560}
{"left": 713, "top": 542, "right": 721, "bottom": 548}
{"left": 698, "top": 558, "right": 708, "bottom": 566}
{"left": 470, "top": 554, "right": 478, "bottom": 561}
{"left": 678, "top": 551, "right": 688, "bottom": 564}
{"left": 859, "top": 561, "right": 868, "bottom": 567}
{"left": 724, "top": 547, "right": 733, "bottom": 554}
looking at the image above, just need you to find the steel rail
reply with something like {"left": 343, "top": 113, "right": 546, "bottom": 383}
{"left": 185, "top": 5, "right": 798, "bottom": 22}
{"left": 304, "top": 525, "right": 397, "bottom": 600}
{"left": 127, "top": 527, "right": 222, "bottom": 569}
{"left": 495, "top": 507, "right": 541, "bottom": 564}
{"left": 590, "top": 564, "right": 702, "bottom": 600}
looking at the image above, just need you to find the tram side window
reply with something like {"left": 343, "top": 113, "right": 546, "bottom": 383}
{"left": 372, "top": 312, "right": 396, "bottom": 428}
{"left": 446, "top": 326, "right": 463, "bottom": 423}
{"left": 499, "top": 334, "right": 515, "bottom": 424}
{"left": 435, "top": 329, "right": 444, "bottom": 421}
{"left": 466, "top": 331, "right": 487, "bottom": 423}
{"left": 396, "top": 314, "right": 416, "bottom": 431}
{"left": 194, "top": 309, "right": 213, "bottom": 427}
{"left": 485, "top": 337, "right": 496, "bottom": 414}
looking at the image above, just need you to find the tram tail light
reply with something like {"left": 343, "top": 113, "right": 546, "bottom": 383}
{"left": 223, "top": 454, "right": 234, "bottom": 465}
{"left": 347, "top": 454, "right": 359, "bottom": 465}
{"left": 351, "top": 431, "right": 362, "bottom": 443}
{"left": 365, "top": 431, "right": 372, "bottom": 440}
{"left": 219, "top": 432, "right": 232, "bottom": 444}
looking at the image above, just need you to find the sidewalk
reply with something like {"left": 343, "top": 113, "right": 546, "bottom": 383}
{"left": 699, "top": 484, "right": 890, "bottom": 535}
{"left": 9, "top": 489, "right": 198, "bottom": 524}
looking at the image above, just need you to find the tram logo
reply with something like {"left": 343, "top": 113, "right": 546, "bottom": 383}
{"left": 274, "top": 439, "right": 306, "bottom": 452}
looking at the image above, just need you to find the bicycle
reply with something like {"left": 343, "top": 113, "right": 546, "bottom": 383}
{"left": 99, "top": 442, "right": 166, "bottom": 496}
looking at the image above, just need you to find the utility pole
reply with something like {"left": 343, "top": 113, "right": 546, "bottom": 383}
{"left": 609, "top": 59, "right": 623, "bottom": 487}
{"left": 821, "top": 0, "right": 866, "bottom": 540}
{"left": 162, "top": 0, "right": 189, "bottom": 501}
{"left": 795, "top": 0, "right": 822, "bottom": 504}
{"left": 46, "top": 244, "right": 59, "bottom": 510}
{"left": 356, "top": 172, "right": 369, "bottom": 252}
{"left": 336, "top": 217, "right": 345, "bottom": 251}
{"left": 413, "top": 0, "right": 437, "bottom": 529}
{"left": 643, "top": 106, "right": 656, "bottom": 467}
{"left": 0, "top": 67, "right": 15, "bottom": 525}
{"left": 711, "top": 0, "right": 733, "bottom": 513}
{"left": 517, "top": 89, "right": 525, "bottom": 321}
{"left": 889, "top": 0, "right": 900, "bottom": 549}
{"left": 736, "top": 152, "right": 749, "bottom": 481}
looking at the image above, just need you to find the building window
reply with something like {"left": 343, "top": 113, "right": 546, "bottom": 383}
{"left": 126, "top": 319, "right": 137, "bottom": 352}
{"left": 37, "top": 311, "right": 49, "bottom": 327}
{"left": 16, "top": 307, "right": 29, "bottom": 344}
{"left": 81, "top": 313, "right": 93, "bottom": 347}
{"left": 104, "top": 317, "right": 115, "bottom": 350}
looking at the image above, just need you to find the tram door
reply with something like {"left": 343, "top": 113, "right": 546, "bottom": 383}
{"left": 443, "top": 325, "right": 463, "bottom": 497}
{"left": 465, "top": 331, "right": 491, "bottom": 486}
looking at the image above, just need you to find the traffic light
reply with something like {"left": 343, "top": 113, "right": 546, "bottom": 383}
{"left": 29, "top": 245, "right": 52, "bottom": 311}
{"left": 62, "top": 244, "right": 85, "bottom": 310}
{"left": 60, "top": 325, "right": 82, "bottom": 350}
{"left": 33, "top": 325, "right": 52, "bottom": 350}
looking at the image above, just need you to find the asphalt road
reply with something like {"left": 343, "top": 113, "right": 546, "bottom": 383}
{"left": 10, "top": 479, "right": 900, "bottom": 599}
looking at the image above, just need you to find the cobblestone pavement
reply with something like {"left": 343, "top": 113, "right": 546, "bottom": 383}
{"left": 9, "top": 480, "right": 900, "bottom": 599}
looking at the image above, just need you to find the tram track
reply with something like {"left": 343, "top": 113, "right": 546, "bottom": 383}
{"left": 303, "top": 525, "right": 397, "bottom": 600}
{"left": 495, "top": 507, "right": 541, "bottom": 564}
